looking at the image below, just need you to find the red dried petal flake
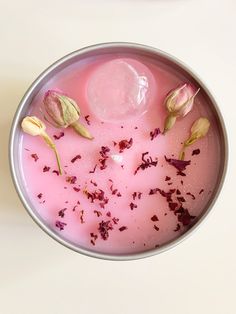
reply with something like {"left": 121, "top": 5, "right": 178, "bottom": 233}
{"left": 79, "top": 210, "right": 85, "bottom": 224}
{"left": 84, "top": 115, "right": 91, "bottom": 125}
{"left": 154, "top": 225, "right": 159, "bottom": 231}
{"left": 98, "top": 220, "right": 113, "bottom": 240}
{"left": 192, "top": 149, "right": 200, "bottom": 156}
{"left": 168, "top": 202, "right": 178, "bottom": 211}
{"left": 164, "top": 156, "right": 191, "bottom": 174}
{"left": 89, "top": 165, "right": 97, "bottom": 174}
{"left": 119, "top": 226, "right": 128, "bottom": 232}
{"left": 112, "top": 217, "right": 119, "bottom": 224}
{"left": 132, "top": 192, "right": 142, "bottom": 201}
{"left": 71, "top": 155, "right": 81, "bottom": 163}
{"left": 94, "top": 210, "right": 102, "bottom": 217}
{"left": 72, "top": 205, "right": 77, "bottom": 211}
{"left": 73, "top": 187, "right": 80, "bottom": 192}
{"left": 58, "top": 208, "right": 67, "bottom": 218}
{"left": 132, "top": 192, "right": 137, "bottom": 200}
{"left": 98, "top": 146, "right": 110, "bottom": 170}
{"left": 31, "top": 153, "right": 39, "bottom": 162}
{"left": 100, "top": 146, "right": 110, "bottom": 158}
{"left": 106, "top": 211, "right": 111, "bottom": 217}
{"left": 90, "top": 180, "right": 98, "bottom": 187}
{"left": 199, "top": 189, "right": 204, "bottom": 194}
{"left": 113, "top": 141, "right": 117, "bottom": 146}
{"left": 86, "top": 189, "right": 109, "bottom": 208}
{"left": 90, "top": 233, "right": 98, "bottom": 240}
{"left": 150, "top": 128, "right": 161, "bottom": 141}
{"left": 130, "top": 202, "right": 137, "bottom": 210}
{"left": 151, "top": 215, "right": 159, "bottom": 222}
{"left": 109, "top": 184, "right": 121, "bottom": 197}
{"left": 37, "top": 193, "right": 42, "bottom": 199}
{"left": 134, "top": 152, "right": 158, "bottom": 175}
{"left": 66, "top": 176, "right": 77, "bottom": 184}
{"left": 43, "top": 166, "right": 50, "bottom": 172}
{"left": 177, "top": 196, "right": 186, "bottom": 203}
{"left": 90, "top": 232, "right": 98, "bottom": 245}
{"left": 55, "top": 221, "right": 67, "bottom": 231}
{"left": 165, "top": 176, "right": 171, "bottom": 181}
{"left": 176, "top": 189, "right": 181, "bottom": 195}
{"left": 53, "top": 132, "right": 64, "bottom": 140}
{"left": 149, "top": 188, "right": 176, "bottom": 202}
{"left": 175, "top": 206, "right": 195, "bottom": 226}
{"left": 118, "top": 138, "right": 133, "bottom": 153}
{"left": 174, "top": 223, "right": 181, "bottom": 232}
{"left": 186, "top": 192, "right": 196, "bottom": 200}
{"left": 99, "top": 158, "right": 107, "bottom": 170}
{"left": 52, "top": 170, "right": 59, "bottom": 176}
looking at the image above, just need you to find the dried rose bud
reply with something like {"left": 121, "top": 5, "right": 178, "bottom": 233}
{"left": 163, "top": 83, "right": 200, "bottom": 134}
{"left": 43, "top": 90, "right": 93, "bottom": 140}
{"left": 179, "top": 117, "right": 210, "bottom": 160}
{"left": 21, "top": 116, "right": 46, "bottom": 136}
{"left": 21, "top": 116, "right": 62, "bottom": 175}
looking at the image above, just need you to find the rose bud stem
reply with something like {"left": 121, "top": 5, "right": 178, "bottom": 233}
{"left": 41, "top": 131, "right": 63, "bottom": 175}
{"left": 163, "top": 114, "right": 177, "bottom": 134}
{"left": 179, "top": 146, "right": 186, "bottom": 160}
{"left": 70, "top": 121, "right": 94, "bottom": 140}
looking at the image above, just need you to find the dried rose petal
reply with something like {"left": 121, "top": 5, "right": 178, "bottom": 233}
{"left": 118, "top": 138, "right": 133, "bottom": 153}
{"left": 174, "top": 223, "right": 181, "bottom": 232}
{"left": 43, "top": 166, "right": 50, "bottom": 172}
{"left": 134, "top": 152, "right": 158, "bottom": 175}
{"left": 130, "top": 202, "right": 137, "bottom": 210}
{"left": 98, "top": 220, "right": 113, "bottom": 240}
{"left": 31, "top": 153, "right": 39, "bottom": 162}
{"left": 37, "top": 193, "right": 42, "bottom": 199}
{"left": 150, "top": 128, "right": 161, "bottom": 141}
{"left": 84, "top": 115, "right": 91, "bottom": 125}
{"left": 71, "top": 155, "right": 81, "bottom": 163}
{"left": 151, "top": 215, "right": 159, "bottom": 222}
{"left": 186, "top": 192, "right": 196, "bottom": 200}
{"left": 94, "top": 210, "right": 102, "bottom": 217}
{"left": 66, "top": 176, "right": 77, "bottom": 184}
{"left": 53, "top": 132, "right": 64, "bottom": 140}
{"left": 119, "top": 226, "right": 128, "bottom": 232}
{"left": 192, "top": 148, "right": 200, "bottom": 156}
{"left": 55, "top": 221, "right": 67, "bottom": 231}
{"left": 89, "top": 165, "right": 97, "bottom": 174}
{"left": 165, "top": 156, "right": 190, "bottom": 176}
{"left": 58, "top": 208, "right": 67, "bottom": 218}
{"left": 154, "top": 225, "right": 159, "bottom": 231}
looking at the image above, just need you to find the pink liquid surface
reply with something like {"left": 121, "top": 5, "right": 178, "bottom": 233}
{"left": 19, "top": 53, "right": 221, "bottom": 255}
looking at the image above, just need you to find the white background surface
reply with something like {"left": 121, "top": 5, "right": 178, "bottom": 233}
{"left": 0, "top": 0, "right": 235, "bottom": 313}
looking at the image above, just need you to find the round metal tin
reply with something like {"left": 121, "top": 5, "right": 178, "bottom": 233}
{"left": 9, "top": 42, "right": 228, "bottom": 260}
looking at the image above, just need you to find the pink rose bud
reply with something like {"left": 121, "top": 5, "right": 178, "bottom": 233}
{"left": 43, "top": 90, "right": 80, "bottom": 127}
{"left": 163, "top": 83, "right": 200, "bottom": 134}
{"left": 43, "top": 90, "right": 93, "bottom": 140}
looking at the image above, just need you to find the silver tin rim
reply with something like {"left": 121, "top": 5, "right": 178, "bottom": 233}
{"left": 9, "top": 42, "right": 228, "bottom": 261}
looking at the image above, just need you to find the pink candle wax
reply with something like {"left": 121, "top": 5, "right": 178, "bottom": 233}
{"left": 20, "top": 54, "right": 221, "bottom": 254}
